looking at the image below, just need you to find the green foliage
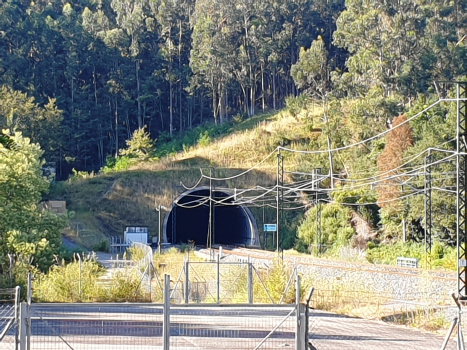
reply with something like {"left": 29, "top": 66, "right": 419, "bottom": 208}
{"left": 291, "top": 36, "right": 329, "bottom": 97}
{"left": 198, "top": 130, "right": 211, "bottom": 147}
{"left": 92, "top": 240, "right": 109, "bottom": 252}
{"left": 34, "top": 256, "right": 106, "bottom": 302}
{"left": 366, "top": 241, "right": 456, "bottom": 270}
{"left": 0, "top": 87, "right": 63, "bottom": 161}
{"left": 101, "top": 156, "right": 132, "bottom": 173}
{"left": 127, "top": 246, "right": 147, "bottom": 261}
{"left": 333, "top": 0, "right": 465, "bottom": 97}
{"left": 297, "top": 203, "right": 355, "bottom": 255}
{"left": 104, "top": 268, "right": 148, "bottom": 302}
{"left": 0, "top": 132, "right": 66, "bottom": 285}
{"left": 34, "top": 254, "right": 150, "bottom": 302}
{"left": 0, "top": 133, "right": 14, "bottom": 150}
{"left": 120, "top": 127, "right": 156, "bottom": 161}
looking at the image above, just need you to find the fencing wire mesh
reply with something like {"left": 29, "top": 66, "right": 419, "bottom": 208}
{"left": 187, "top": 261, "right": 251, "bottom": 303}
{"left": 169, "top": 305, "right": 297, "bottom": 350}
{"left": 27, "top": 303, "right": 298, "bottom": 350}
{"left": 0, "top": 288, "right": 19, "bottom": 350}
{"left": 169, "top": 260, "right": 290, "bottom": 304}
{"left": 29, "top": 303, "right": 164, "bottom": 350}
{"left": 308, "top": 288, "right": 464, "bottom": 350}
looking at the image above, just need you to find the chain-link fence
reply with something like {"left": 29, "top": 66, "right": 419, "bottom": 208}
{"left": 169, "top": 305, "right": 300, "bottom": 350}
{"left": 308, "top": 288, "right": 463, "bottom": 350}
{"left": 29, "top": 303, "right": 164, "bottom": 350}
{"left": 24, "top": 272, "right": 305, "bottom": 350}
{"left": 168, "top": 257, "right": 295, "bottom": 304}
{"left": 0, "top": 287, "right": 20, "bottom": 350}
{"left": 26, "top": 303, "right": 302, "bottom": 350}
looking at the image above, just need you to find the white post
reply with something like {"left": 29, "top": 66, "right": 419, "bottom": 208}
{"left": 248, "top": 256, "right": 253, "bottom": 304}
{"left": 217, "top": 254, "right": 220, "bottom": 304}
{"left": 19, "top": 302, "right": 28, "bottom": 350}
{"left": 163, "top": 274, "right": 171, "bottom": 350}
{"left": 295, "top": 275, "right": 302, "bottom": 350}
{"left": 184, "top": 258, "right": 189, "bottom": 304}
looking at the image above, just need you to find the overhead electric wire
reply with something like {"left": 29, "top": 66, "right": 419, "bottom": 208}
{"left": 200, "top": 149, "right": 278, "bottom": 181}
{"left": 173, "top": 98, "right": 463, "bottom": 212}
{"left": 279, "top": 98, "right": 464, "bottom": 156}
{"left": 180, "top": 173, "right": 204, "bottom": 190}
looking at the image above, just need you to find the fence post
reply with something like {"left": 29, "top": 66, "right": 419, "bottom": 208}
{"left": 184, "top": 257, "right": 189, "bottom": 304}
{"left": 27, "top": 274, "right": 32, "bottom": 350}
{"left": 248, "top": 256, "right": 253, "bottom": 304}
{"left": 295, "top": 275, "right": 302, "bottom": 350}
{"left": 305, "top": 287, "right": 314, "bottom": 348}
{"left": 19, "top": 302, "right": 28, "bottom": 350}
{"left": 217, "top": 254, "right": 220, "bottom": 304}
{"left": 163, "top": 274, "right": 171, "bottom": 350}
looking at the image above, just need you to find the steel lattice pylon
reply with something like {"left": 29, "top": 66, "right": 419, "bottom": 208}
{"left": 457, "top": 82, "right": 467, "bottom": 300}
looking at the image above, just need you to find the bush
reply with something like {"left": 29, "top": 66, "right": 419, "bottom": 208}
{"left": 366, "top": 240, "right": 456, "bottom": 269}
{"left": 198, "top": 130, "right": 211, "bottom": 147}
{"left": 34, "top": 255, "right": 106, "bottom": 302}
{"left": 297, "top": 203, "right": 355, "bottom": 255}
{"left": 100, "top": 155, "right": 132, "bottom": 173}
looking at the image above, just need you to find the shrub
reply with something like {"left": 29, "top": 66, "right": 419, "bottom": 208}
{"left": 198, "top": 130, "right": 211, "bottom": 147}
{"left": 34, "top": 255, "right": 106, "bottom": 302}
{"left": 297, "top": 203, "right": 355, "bottom": 255}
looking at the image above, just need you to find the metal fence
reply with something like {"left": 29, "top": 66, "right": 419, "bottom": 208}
{"left": 18, "top": 274, "right": 306, "bottom": 350}
{"left": 308, "top": 288, "right": 462, "bottom": 350}
{"left": 0, "top": 287, "right": 20, "bottom": 350}
{"left": 170, "top": 257, "right": 283, "bottom": 304}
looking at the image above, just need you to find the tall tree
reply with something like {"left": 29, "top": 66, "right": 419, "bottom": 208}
{"left": 0, "top": 132, "right": 65, "bottom": 284}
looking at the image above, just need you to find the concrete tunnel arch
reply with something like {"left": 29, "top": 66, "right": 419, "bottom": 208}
{"left": 162, "top": 186, "right": 260, "bottom": 247}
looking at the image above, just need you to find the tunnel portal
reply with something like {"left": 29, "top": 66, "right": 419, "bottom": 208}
{"left": 164, "top": 186, "right": 260, "bottom": 247}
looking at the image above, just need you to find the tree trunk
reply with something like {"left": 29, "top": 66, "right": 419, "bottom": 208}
{"left": 261, "top": 63, "right": 265, "bottom": 112}
{"left": 169, "top": 80, "right": 173, "bottom": 136}
{"left": 136, "top": 59, "right": 142, "bottom": 128}
{"left": 178, "top": 19, "right": 183, "bottom": 133}
{"left": 114, "top": 97, "right": 119, "bottom": 158}
{"left": 273, "top": 70, "right": 276, "bottom": 110}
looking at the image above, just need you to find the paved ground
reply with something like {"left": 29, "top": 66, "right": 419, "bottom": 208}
{"left": 22, "top": 304, "right": 459, "bottom": 350}
{"left": 40, "top": 239, "right": 460, "bottom": 350}
{"left": 309, "top": 310, "right": 456, "bottom": 350}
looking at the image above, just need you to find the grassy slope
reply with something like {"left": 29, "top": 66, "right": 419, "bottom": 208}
{"left": 52, "top": 106, "right": 325, "bottom": 249}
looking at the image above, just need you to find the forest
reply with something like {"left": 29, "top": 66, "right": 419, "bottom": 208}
{"left": 0, "top": 0, "right": 465, "bottom": 177}
{"left": 1, "top": 0, "right": 467, "bottom": 286}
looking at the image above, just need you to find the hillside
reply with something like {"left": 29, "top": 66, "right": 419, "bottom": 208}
{"left": 53, "top": 107, "right": 323, "bottom": 249}
{"left": 51, "top": 90, "right": 461, "bottom": 271}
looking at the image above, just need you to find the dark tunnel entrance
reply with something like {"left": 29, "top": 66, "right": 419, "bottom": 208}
{"left": 164, "top": 186, "right": 260, "bottom": 247}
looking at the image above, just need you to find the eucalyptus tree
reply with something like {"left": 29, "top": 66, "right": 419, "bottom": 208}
{"left": 150, "top": 0, "right": 195, "bottom": 135}
{"left": 0, "top": 86, "right": 63, "bottom": 165}
{"left": 111, "top": 0, "right": 152, "bottom": 129}
{"left": 190, "top": 0, "right": 236, "bottom": 125}
{"left": 333, "top": 0, "right": 466, "bottom": 98}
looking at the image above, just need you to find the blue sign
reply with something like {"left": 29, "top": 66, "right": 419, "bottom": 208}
{"left": 263, "top": 224, "right": 277, "bottom": 232}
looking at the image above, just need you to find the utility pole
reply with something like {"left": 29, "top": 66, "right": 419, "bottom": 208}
{"left": 208, "top": 167, "right": 214, "bottom": 250}
{"left": 276, "top": 151, "right": 284, "bottom": 254}
{"left": 156, "top": 205, "right": 167, "bottom": 254}
{"left": 317, "top": 199, "right": 322, "bottom": 256}
{"left": 424, "top": 152, "right": 433, "bottom": 269}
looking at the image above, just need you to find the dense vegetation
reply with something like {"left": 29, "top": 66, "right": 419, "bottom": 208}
{"left": 0, "top": 0, "right": 465, "bottom": 175}
{"left": 0, "top": 0, "right": 466, "bottom": 288}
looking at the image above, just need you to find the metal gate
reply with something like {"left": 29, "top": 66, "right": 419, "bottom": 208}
{"left": 0, "top": 287, "right": 20, "bottom": 350}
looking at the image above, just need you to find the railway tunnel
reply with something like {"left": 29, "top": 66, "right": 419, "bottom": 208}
{"left": 163, "top": 186, "right": 260, "bottom": 247}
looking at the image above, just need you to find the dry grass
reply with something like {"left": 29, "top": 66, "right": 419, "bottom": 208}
{"left": 52, "top": 106, "right": 326, "bottom": 247}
